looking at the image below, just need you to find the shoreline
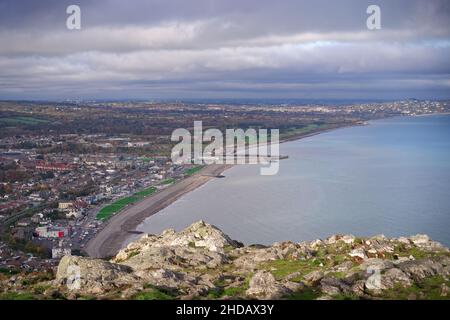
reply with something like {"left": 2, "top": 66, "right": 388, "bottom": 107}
{"left": 85, "top": 122, "right": 358, "bottom": 258}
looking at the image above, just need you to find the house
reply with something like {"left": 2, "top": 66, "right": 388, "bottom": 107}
{"left": 65, "top": 208, "right": 82, "bottom": 219}
{"left": 31, "top": 213, "right": 44, "bottom": 224}
{"left": 35, "top": 226, "right": 70, "bottom": 238}
{"left": 58, "top": 202, "right": 73, "bottom": 210}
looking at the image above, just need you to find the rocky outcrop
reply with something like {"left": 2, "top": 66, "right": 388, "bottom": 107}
{"left": 55, "top": 256, "right": 139, "bottom": 295}
{"left": 114, "top": 220, "right": 242, "bottom": 263}
{"left": 7, "top": 221, "right": 449, "bottom": 300}
{"left": 246, "top": 271, "right": 291, "bottom": 299}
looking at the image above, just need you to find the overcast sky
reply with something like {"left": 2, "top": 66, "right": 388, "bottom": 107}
{"left": 0, "top": 0, "right": 449, "bottom": 101}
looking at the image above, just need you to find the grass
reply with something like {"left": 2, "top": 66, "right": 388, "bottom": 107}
{"left": 0, "top": 267, "right": 20, "bottom": 275}
{"left": 127, "top": 250, "right": 140, "bottom": 259}
{"left": 133, "top": 286, "right": 176, "bottom": 300}
{"left": 0, "top": 292, "right": 36, "bottom": 300}
{"left": 134, "top": 186, "right": 157, "bottom": 198}
{"left": 283, "top": 288, "right": 320, "bottom": 300}
{"left": 96, "top": 196, "right": 140, "bottom": 220}
{"left": 96, "top": 164, "right": 206, "bottom": 221}
{"left": 185, "top": 165, "right": 205, "bottom": 176}
{"left": 139, "top": 157, "right": 154, "bottom": 163}
{"left": 96, "top": 185, "right": 158, "bottom": 221}
{"left": 392, "top": 244, "right": 449, "bottom": 260}
{"left": 32, "top": 284, "right": 52, "bottom": 295}
{"left": 330, "top": 293, "right": 360, "bottom": 300}
{"left": 0, "top": 116, "right": 50, "bottom": 126}
{"left": 207, "top": 287, "right": 243, "bottom": 299}
{"left": 262, "top": 259, "right": 322, "bottom": 281}
{"left": 208, "top": 277, "right": 250, "bottom": 299}
{"left": 379, "top": 276, "right": 450, "bottom": 300}
{"left": 280, "top": 124, "right": 327, "bottom": 140}
{"left": 160, "top": 178, "right": 176, "bottom": 185}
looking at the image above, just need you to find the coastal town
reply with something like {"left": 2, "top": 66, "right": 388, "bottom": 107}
{"left": 1, "top": 99, "right": 449, "bottom": 274}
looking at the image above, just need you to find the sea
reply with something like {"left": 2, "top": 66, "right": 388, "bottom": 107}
{"left": 137, "top": 115, "right": 450, "bottom": 246}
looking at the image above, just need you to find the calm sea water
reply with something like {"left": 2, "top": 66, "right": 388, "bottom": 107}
{"left": 138, "top": 115, "right": 450, "bottom": 246}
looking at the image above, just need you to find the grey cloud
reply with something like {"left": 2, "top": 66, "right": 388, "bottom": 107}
{"left": 0, "top": 0, "right": 449, "bottom": 100}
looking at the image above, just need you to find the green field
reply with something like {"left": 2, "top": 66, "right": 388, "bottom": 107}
{"left": 139, "top": 157, "right": 154, "bottom": 163}
{"left": 160, "top": 178, "right": 176, "bottom": 185}
{"left": 0, "top": 116, "right": 50, "bottom": 125}
{"left": 96, "top": 177, "right": 182, "bottom": 221}
{"left": 96, "top": 196, "right": 140, "bottom": 221}
{"left": 134, "top": 186, "right": 157, "bottom": 197}
{"left": 185, "top": 165, "right": 205, "bottom": 176}
{"left": 280, "top": 124, "right": 328, "bottom": 140}
{"left": 96, "top": 185, "right": 160, "bottom": 221}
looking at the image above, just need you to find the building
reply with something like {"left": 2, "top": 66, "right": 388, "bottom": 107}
{"left": 52, "top": 240, "right": 71, "bottom": 259}
{"left": 36, "top": 161, "right": 75, "bottom": 172}
{"left": 65, "top": 208, "right": 82, "bottom": 219}
{"left": 31, "top": 213, "right": 44, "bottom": 223}
{"left": 34, "top": 226, "right": 70, "bottom": 238}
{"left": 58, "top": 202, "right": 73, "bottom": 210}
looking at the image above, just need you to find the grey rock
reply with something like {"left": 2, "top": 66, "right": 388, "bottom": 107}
{"left": 398, "top": 259, "right": 443, "bottom": 281}
{"left": 303, "top": 270, "right": 324, "bottom": 285}
{"left": 246, "top": 271, "right": 290, "bottom": 299}
{"left": 55, "top": 256, "right": 138, "bottom": 294}
{"left": 349, "top": 248, "right": 367, "bottom": 260}
{"left": 365, "top": 268, "right": 412, "bottom": 292}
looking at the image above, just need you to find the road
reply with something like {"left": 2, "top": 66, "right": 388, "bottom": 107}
{"left": 84, "top": 164, "right": 231, "bottom": 258}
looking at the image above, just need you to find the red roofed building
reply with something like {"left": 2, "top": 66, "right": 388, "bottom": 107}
{"left": 35, "top": 161, "right": 76, "bottom": 172}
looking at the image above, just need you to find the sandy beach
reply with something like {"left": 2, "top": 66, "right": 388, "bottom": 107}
{"left": 85, "top": 164, "right": 232, "bottom": 258}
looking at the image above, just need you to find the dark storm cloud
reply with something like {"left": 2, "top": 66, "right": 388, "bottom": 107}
{"left": 0, "top": 0, "right": 449, "bottom": 99}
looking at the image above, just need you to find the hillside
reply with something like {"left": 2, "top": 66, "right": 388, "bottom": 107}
{"left": 1, "top": 221, "right": 450, "bottom": 300}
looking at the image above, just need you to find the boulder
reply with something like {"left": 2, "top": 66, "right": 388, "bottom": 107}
{"left": 119, "top": 246, "right": 229, "bottom": 271}
{"left": 360, "top": 258, "right": 394, "bottom": 273}
{"left": 349, "top": 248, "right": 367, "bottom": 260}
{"left": 303, "top": 270, "right": 324, "bottom": 285}
{"left": 55, "top": 256, "right": 138, "bottom": 294}
{"left": 410, "top": 234, "right": 431, "bottom": 246}
{"left": 114, "top": 221, "right": 242, "bottom": 263}
{"left": 246, "top": 271, "right": 290, "bottom": 299}
{"left": 365, "top": 268, "right": 412, "bottom": 292}
{"left": 398, "top": 259, "right": 443, "bottom": 281}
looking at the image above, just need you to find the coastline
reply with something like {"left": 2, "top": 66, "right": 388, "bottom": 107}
{"left": 85, "top": 122, "right": 358, "bottom": 258}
